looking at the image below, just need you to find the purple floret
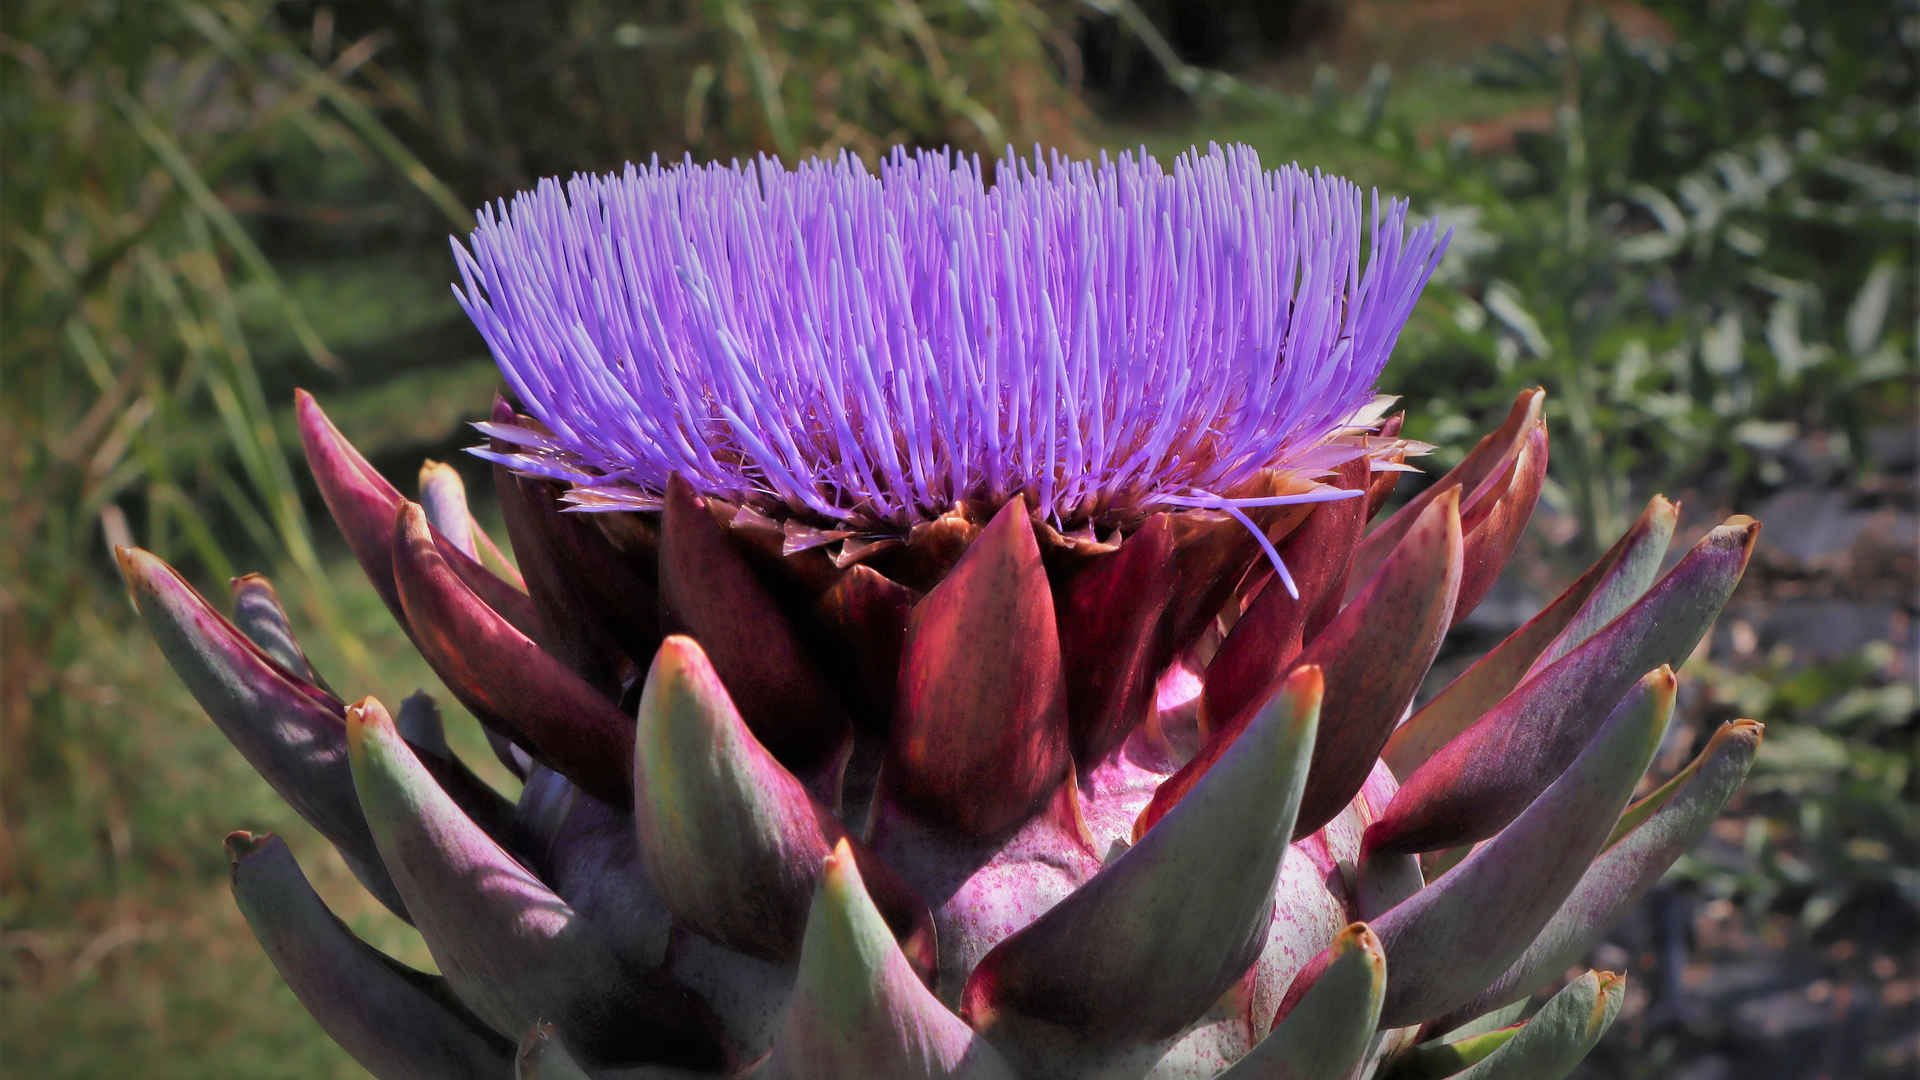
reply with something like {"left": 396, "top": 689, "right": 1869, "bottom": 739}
{"left": 452, "top": 144, "right": 1445, "bottom": 537}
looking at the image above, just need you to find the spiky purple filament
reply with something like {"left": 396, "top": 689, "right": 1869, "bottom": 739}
{"left": 453, "top": 144, "right": 1445, "bottom": 537}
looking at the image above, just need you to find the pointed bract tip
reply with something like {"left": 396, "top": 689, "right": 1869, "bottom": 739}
{"left": 651, "top": 633, "right": 709, "bottom": 676}
{"left": 293, "top": 388, "right": 330, "bottom": 440}
{"left": 1507, "top": 388, "right": 1546, "bottom": 429}
{"left": 515, "top": 1021, "right": 559, "bottom": 1073}
{"left": 1592, "top": 971, "right": 1628, "bottom": 1025}
{"left": 1280, "top": 662, "right": 1326, "bottom": 717}
{"left": 1331, "top": 921, "right": 1386, "bottom": 964}
{"left": 395, "top": 498, "right": 428, "bottom": 533}
{"left": 114, "top": 546, "right": 213, "bottom": 620}
{"left": 112, "top": 545, "right": 146, "bottom": 608}
{"left": 825, "top": 836, "right": 857, "bottom": 879}
{"left": 977, "top": 491, "right": 1035, "bottom": 547}
{"left": 224, "top": 829, "right": 273, "bottom": 864}
{"left": 342, "top": 696, "right": 392, "bottom": 752}
{"left": 665, "top": 471, "right": 700, "bottom": 506}
{"left": 1715, "top": 717, "right": 1766, "bottom": 748}
{"left": 642, "top": 635, "right": 734, "bottom": 722}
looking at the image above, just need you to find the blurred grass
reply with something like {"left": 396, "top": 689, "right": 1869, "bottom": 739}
{"left": 4, "top": 538, "right": 512, "bottom": 1076}
{"left": 4, "top": 0, "right": 1914, "bottom": 1076}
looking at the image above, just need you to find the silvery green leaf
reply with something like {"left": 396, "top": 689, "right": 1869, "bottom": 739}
{"left": 1712, "top": 151, "right": 1760, "bottom": 203}
{"left": 1625, "top": 182, "right": 1687, "bottom": 237}
{"left": 1677, "top": 175, "right": 1723, "bottom": 232}
{"left": 1732, "top": 420, "right": 1798, "bottom": 452}
{"left": 1724, "top": 224, "right": 1765, "bottom": 257}
{"left": 1611, "top": 340, "right": 1650, "bottom": 399}
{"left": 1753, "top": 137, "right": 1793, "bottom": 186}
{"left": 1767, "top": 297, "right": 1806, "bottom": 381}
{"left": 1453, "top": 299, "right": 1487, "bottom": 333}
{"left": 1701, "top": 312, "right": 1744, "bottom": 376}
{"left": 1484, "top": 281, "right": 1551, "bottom": 358}
{"left": 1789, "top": 65, "right": 1827, "bottom": 96}
{"left": 1618, "top": 231, "right": 1683, "bottom": 262}
{"left": 1846, "top": 259, "right": 1899, "bottom": 356}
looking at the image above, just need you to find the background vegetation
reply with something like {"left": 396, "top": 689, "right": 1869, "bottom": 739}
{"left": 4, "top": 0, "right": 1913, "bottom": 1075}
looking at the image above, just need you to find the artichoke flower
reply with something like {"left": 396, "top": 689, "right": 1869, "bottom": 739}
{"left": 119, "top": 146, "right": 1763, "bottom": 1079}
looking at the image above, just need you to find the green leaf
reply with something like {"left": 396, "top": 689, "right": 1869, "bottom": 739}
{"left": 1767, "top": 297, "right": 1806, "bottom": 381}
{"left": 1483, "top": 281, "right": 1552, "bottom": 358}
{"left": 1701, "top": 310, "right": 1745, "bottom": 376}
{"left": 1846, "top": 259, "right": 1900, "bottom": 355}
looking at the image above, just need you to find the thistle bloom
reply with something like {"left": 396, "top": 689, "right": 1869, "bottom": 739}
{"left": 123, "top": 144, "right": 1762, "bottom": 1079}
{"left": 453, "top": 147, "right": 1444, "bottom": 589}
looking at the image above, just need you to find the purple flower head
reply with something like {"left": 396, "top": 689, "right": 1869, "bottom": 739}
{"left": 453, "top": 144, "right": 1445, "bottom": 588}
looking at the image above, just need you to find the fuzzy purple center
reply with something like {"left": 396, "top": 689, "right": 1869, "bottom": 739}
{"left": 453, "top": 144, "right": 1444, "bottom": 536}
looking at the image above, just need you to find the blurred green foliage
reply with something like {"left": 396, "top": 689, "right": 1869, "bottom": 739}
{"left": 297, "top": 0, "right": 1088, "bottom": 197}
{"left": 1154, "top": 0, "right": 1917, "bottom": 554}
{"left": 1415, "top": 0, "right": 1916, "bottom": 550}
{"left": 1695, "top": 641, "right": 1918, "bottom": 931}
{"left": 2, "top": 2, "right": 484, "bottom": 702}
{"left": 1428, "top": 2, "right": 1904, "bottom": 545}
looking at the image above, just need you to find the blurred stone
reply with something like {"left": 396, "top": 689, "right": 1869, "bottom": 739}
{"left": 1867, "top": 425, "right": 1920, "bottom": 473}
{"left": 1757, "top": 598, "right": 1903, "bottom": 663}
{"left": 1668, "top": 1057, "right": 1736, "bottom": 1080}
{"left": 1732, "top": 981, "right": 1836, "bottom": 1039}
{"left": 1753, "top": 489, "right": 1870, "bottom": 565}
